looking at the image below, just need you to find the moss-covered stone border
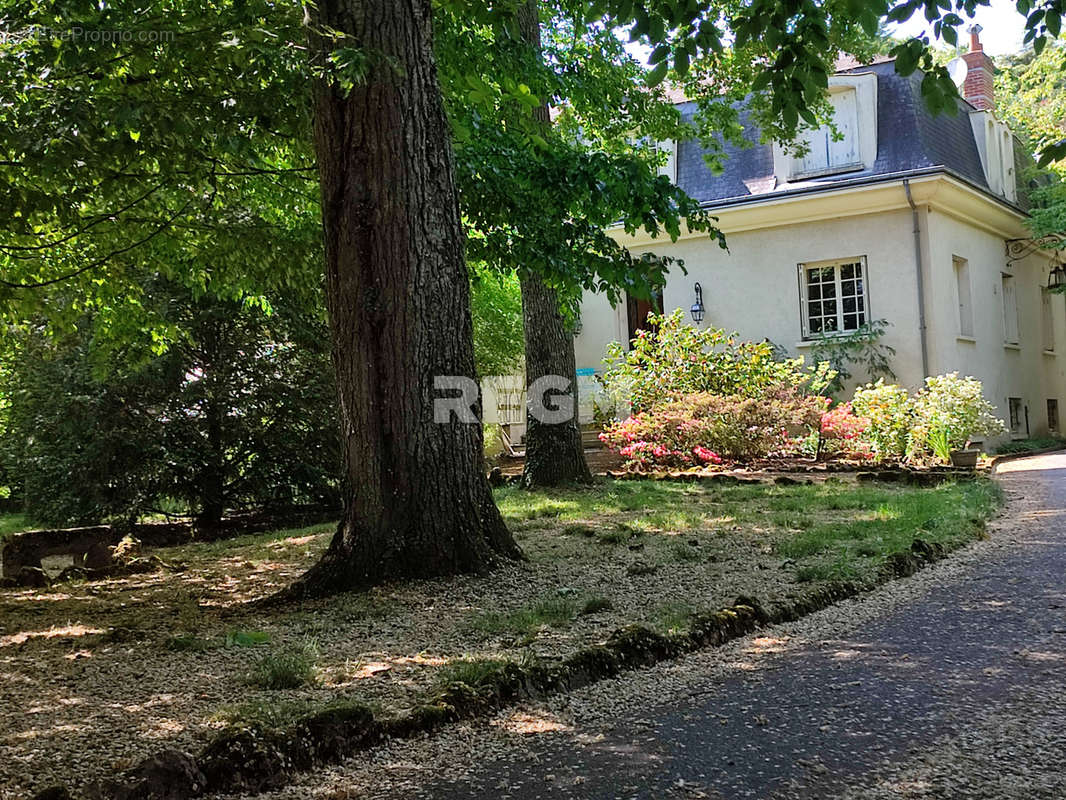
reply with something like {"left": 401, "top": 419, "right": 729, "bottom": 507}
{"left": 600, "top": 466, "right": 982, "bottom": 488}
{"left": 41, "top": 533, "right": 964, "bottom": 800}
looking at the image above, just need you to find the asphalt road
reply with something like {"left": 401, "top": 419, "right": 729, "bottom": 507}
{"left": 417, "top": 454, "right": 1066, "bottom": 799}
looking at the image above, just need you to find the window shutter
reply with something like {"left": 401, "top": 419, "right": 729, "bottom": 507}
{"left": 828, "top": 90, "right": 858, "bottom": 166}
{"left": 792, "top": 126, "right": 827, "bottom": 175}
{"left": 657, "top": 140, "right": 676, "bottom": 181}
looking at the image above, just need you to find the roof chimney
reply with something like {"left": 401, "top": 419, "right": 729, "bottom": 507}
{"left": 961, "top": 24, "right": 996, "bottom": 111}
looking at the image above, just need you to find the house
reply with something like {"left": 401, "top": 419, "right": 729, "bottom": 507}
{"left": 573, "top": 27, "right": 1065, "bottom": 446}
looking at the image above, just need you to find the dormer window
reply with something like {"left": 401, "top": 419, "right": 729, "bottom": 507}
{"left": 634, "top": 137, "right": 677, "bottom": 182}
{"left": 969, "top": 112, "right": 1017, "bottom": 202}
{"left": 770, "top": 73, "right": 877, "bottom": 187}
{"left": 790, "top": 89, "right": 862, "bottom": 179}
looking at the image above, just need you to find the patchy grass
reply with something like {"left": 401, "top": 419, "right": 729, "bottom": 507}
{"left": 1, "top": 474, "right": 1004, "bottom": 797}
{"left": 247, "top": 641, "right": 319, "bottom": 689}
{"left": 225, "top": 629, "right": 272, "bottom": 648}
{"left": 646, "top": 600, "right": 697, "bottom": 634}
{"left": 165, "top": 634, "right": 215, "bottom": 652}
{"left": 778, "top": 480, "right": 1002, "bottom": 579}
{"left": 211, "top": 698, "right": 369, "bottom": 731}
{"left": 0, "top": 513, "right": 32, "bottom": 543}
{"left": 168, "top": 522, "right": 334, "bottom": 563}
{"left": 993, "top": 436, "right": 1066, "bottom": 455}
{"left": 471, "top": 593, "right": 579, "bottom": 635}
{"left": 434, "top": 657, "right": 515, "bottom": 688}
{"left": 579, "top": 595, "right": 614, "bottom": 615}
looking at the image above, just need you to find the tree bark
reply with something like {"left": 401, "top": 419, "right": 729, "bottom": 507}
{"left": 290, "top": 0, "right": 521, "bottom": 597}
{"left": 517, "top": 1, "right": 592, "bottom": 488}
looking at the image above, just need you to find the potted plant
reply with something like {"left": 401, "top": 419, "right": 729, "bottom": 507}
{"left": 949, "top": 444, "right": 981, "bottom": 468}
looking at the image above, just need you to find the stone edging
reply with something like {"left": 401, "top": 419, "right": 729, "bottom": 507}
{"left": 40, "top": 537, "right": 960, "bottom": 800}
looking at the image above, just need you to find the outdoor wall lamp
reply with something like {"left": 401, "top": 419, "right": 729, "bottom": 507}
{"left": 690, "top": 282, "right": 706, "bottom": 324}
{"left": 1048, "top": 263, "right": 1066, "bottom": 293}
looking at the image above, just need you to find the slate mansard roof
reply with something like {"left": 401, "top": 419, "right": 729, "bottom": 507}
{"left": 673, "top": 59, "right": 1040, "bottom": 212}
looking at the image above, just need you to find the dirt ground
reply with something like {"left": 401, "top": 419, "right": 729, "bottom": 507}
{"left": 0, "top": 478, "right": 997, "bottom": 798}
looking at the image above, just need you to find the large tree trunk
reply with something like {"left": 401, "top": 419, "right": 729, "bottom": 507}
{"left": 517, "top": 1, "right": 592, "bottom": 488}
{"left": 290, "top": 0, "right": 521, "bottom": 597}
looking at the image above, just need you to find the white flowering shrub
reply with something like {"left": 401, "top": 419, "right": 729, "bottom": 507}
{"left": 909, "top": 373, "right": 1007, "bottom": 460}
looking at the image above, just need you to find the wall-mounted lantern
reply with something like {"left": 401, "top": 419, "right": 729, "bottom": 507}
{"left": 1048, "top": 263, "right": 1066, "bottom": 293}
{"left": 689, "top": 282, "right": 706, "bottom": 324}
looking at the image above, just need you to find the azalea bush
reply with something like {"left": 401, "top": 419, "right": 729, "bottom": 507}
{"left": 601, "top": 309, "right": 834, "bottom": 413}
{"left": 817, "top": 402, "right": 872, "bottom": 460}
{"left": 600, "top": 392, "right": 827, "bottom": 469}
{"left": 909, "top": 373, "right": 1007, "bottom": 460}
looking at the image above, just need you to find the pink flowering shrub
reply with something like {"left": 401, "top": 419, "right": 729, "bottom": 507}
{"left": 818, "top": 402, "right": 873, "bottom": 459}
{"left": 600, "top": 392, "right": 827, "bottom": 470}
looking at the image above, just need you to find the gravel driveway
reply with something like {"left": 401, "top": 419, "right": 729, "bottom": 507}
{"left": 256, "top": 452, "right": 1066, "bottom": 800}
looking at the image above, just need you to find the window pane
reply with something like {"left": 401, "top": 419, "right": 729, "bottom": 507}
{"left": 823, "top": 317, "right": 838, "bottom": 332}
{"left": 808, "top": 284, "right": 821, "bottom": 300}
{"left": 843, "top": 297, "right": 856, "bottom": 313}
{"left": 810, "top": 317, "right": 823, "bottom": 334}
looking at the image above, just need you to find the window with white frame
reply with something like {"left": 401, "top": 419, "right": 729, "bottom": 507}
{"left": 1042, "top": 288, "right": 1055, "bottom": 352}
{"left": 1008, "top": 396, "right": 1023, "bottom": 434}
{"left": 799, "top": 257, "right": 869, "bottom": 338}
{"left": 953, "top": 256, "right": 974, "bottom": 338}
{"left": 1001, "top": 273, "right": 1019, "bottom": 345}
{"left": 791, "top": 89, "right": 861, "bottom": 178}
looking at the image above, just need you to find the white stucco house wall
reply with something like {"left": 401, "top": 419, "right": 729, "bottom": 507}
{"left": 573, "top": 31, "right": 1064, "bottom": 446}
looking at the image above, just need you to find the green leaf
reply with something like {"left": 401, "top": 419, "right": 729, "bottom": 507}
{"left": 674, "top": 49, "right": 689, "bottom": 77}
{"left": 646, "top": 61, "right": 669, "bottom": 87}
{"left": 649, "top": 43, "right": 671, "bottom": 64}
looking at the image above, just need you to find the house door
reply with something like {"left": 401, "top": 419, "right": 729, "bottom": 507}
{"left": 626, "top": 289, "right": 664, "bottom": 344}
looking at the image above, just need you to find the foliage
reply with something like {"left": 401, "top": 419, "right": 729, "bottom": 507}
{"left": 996, "top": 41, "right": 1066, "bottom": 250}
{"left": 909, "top": 373, "right": 1007, "bottom": 458}
{"left": 851, "top": 375, "right": 1006, "bottom": 463}
{"left": 997, "top": 41, "right": 1066, "bottom": 177}
{"left": 470, "top": 271, "right": 525, "bottom": 377}
{"left": 993, "top": 435, "right": 1066, "bottom": 454}
{"left": 808, "top": 320, "right": 896, "bottom": 397}
{"left": 0, "top": 286, "right": 341, "bottom": 527}
{"left": 599, "top": 391, "right": 827, "bottom": 468}
{"left": 601, "top": 309, "right": 834, "bottom": 413}
{"left": 851, "top": 380, "right": 914, "bottom": 461}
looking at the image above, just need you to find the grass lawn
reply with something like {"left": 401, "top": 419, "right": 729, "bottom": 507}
{"left": 0, "top": 512, "right": 31, "bottom": 545}
{"left": 0, "top": 476, "right": 1001, "bottom": 796}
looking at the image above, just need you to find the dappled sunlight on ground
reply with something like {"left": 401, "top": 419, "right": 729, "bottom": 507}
{"left": 493, "top": 709, "right": 573, "bottom": 735}
{"left": 0, "top": 479, "right": 1001, "bottom": 796}
{"left": 0, "top": 624, "right": 105, "bottom": 647}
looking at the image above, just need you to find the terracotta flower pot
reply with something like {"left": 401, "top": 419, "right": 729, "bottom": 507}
{"left": 949, "top": 448, "right": 980, "bottom": 469}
